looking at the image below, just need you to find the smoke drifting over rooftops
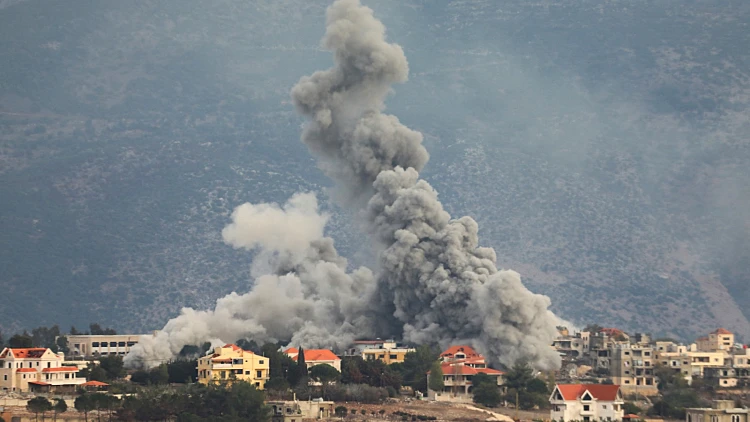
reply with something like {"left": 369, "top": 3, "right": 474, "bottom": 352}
{"left": 125, "top": 0, "right": 561, "bottom": 371}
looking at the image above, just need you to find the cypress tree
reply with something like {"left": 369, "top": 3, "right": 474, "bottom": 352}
{"left": 296, "top": 347, "right": 308, "bottom": 383}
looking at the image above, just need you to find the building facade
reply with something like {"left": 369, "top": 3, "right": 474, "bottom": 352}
{"left": 284, "top": 348, "right": 341, "bottom": 372}
{"left": 0, "top": 348, "right": 85, "bottom": 392}
{"left": 66, "top": 334, "right": 152, "bottom": 357}
{"left": 197, "top": 344, "right": 269, "bottom": 389}
{"left": 609, "top": 344, "right": 657, "bottom": 395}
{"left": 269, "top": 399, "right": 334, "bottom": 422}
{"left": 549, "top": 384, "right": 624, "bottom": 422}
{"left": 686, "top": 400, "right": 749, "bottom": 422}
{"left": 696, "top": 329, "right": 735, "bottom": 353}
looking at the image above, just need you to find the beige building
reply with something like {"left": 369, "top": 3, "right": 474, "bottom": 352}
{"left": 696, "top": 329, "right": 735, "bottom": 353}
{"left": 609, "top": 344, "right": 657, "bottom": 395}
{"left": 656, "top": 349, "right": 726, "bottom": 382}
{"left": 686, "top": 400, "right": 749, "bottom": 422}
{"left": 0, "top": 348, "right": 85, "bottom": 393}
{"left": 197, "top": 344, "right": 269, "bottom": 389}
{"left": 269, "top": 399, "right": 334, "bottom": 422}
{"left": 428, "top": 345, "right": 504, "bottom": 403}
{"left": 346, "top": 339, "right": 415, "bottom": 364}
{"left": 66, "top": 334, "right": 152, "bottom": 357}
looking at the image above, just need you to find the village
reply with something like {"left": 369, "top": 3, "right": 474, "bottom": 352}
{"left": 0, "top": 325, "right": 748, "bottom": 421}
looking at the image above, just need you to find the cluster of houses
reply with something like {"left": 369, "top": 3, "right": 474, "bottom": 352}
{"left": 2, "top": 328, "right": 750, "bottom": 421}
{"left": 552, "top": 327, "right": 750, "bottom": 395}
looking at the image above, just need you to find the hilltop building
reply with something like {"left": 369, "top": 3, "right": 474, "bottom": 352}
{"left": 284, "top": 348, "right": 341, "bottom": 372}
{"left": 428, "top": 345, "right": 504, "bottom": 403}
{"left": 549, "top": 384, "right": 624, "bottom": 422}
{"left": 686, "top": 400, "right": 749, "bottom": 422}
{"left": 66, "top": 333, "right": 153, "bottom": 358}
{"left": 0, "top": 347, "right": 85, "bottom": 393}
{"left": 344, "top": 339, "right": 415, "bottom": 364}
{"left": 197, "top": 344, "right": 269, "bottom": 388}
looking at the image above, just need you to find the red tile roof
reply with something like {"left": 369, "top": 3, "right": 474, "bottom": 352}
{"left": 291, "top": 349, "right": 340, "bottom": 362}
{"left": 16, "top": 368, "right": 37, "bottom": 373}
{"left": 712, "top": 328, "right": 733, "bottom": 335}
{"left": 223, "top": 344, "right": 243, "bottom": 351}
{"left": 555, "top": 384, "right": 621, "bottom": 401}
{"left": 81, "top": 380, "right": 109, "bottom": 387}
{"left": 599, "top": 328, "right": 626, "bottom": 337}
{"left": 28, "top": 381, "right": 50, "bottom": 386}
{"left": 440, "top": 345, "right": 481, "bottom": 359}
{"left": 284, "top": 347, "right": 299, "bottom": 354}
{"left": 0, "top": 348, "right": 48, "bottom": 358}
{"left": 42, "top": 367, "right": 78, "bottom": 372}
{"left": 432, "top": 363, "right": 503, "bottom": 376}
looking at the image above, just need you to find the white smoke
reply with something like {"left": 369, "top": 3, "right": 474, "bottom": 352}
{"left": 126, "top": 0, "right": 561, "bottom": 371}
{"left": 124, "top": 193, "right": 377, "bottom": 368}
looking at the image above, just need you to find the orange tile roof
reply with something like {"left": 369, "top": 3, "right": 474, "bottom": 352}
{"left": 28, "top": 381, "right": 50, "bottom": 386}
{"left": 223, "top": 344, "right": 242, "bottom": 351}
{"left": 440, "top": 345, "right": 482, "bottom": 359}
{"left": 430, "top": 363, "right": 503, "bottom": 376}
{"left": 291, "top": 349, "right": 340, "bottom": 362}
{"left": 555, "top": 384, "right": 621, "bottom": 401}
{"left": 284, "top": 347, "right": 299, "bottom": 354}
{"left": 81, "top": 380, "right": 109, "bottom": 387}
{"left": 712, "top": 328, "right": 733, "bottom": 335}
{"left": 16, "top": 368, "right": 37, "bottom": 373}
{"left": 599, "top": 328, "right": 625, "bottom": 337}
{"left": 0, "top": 348, "right": 48, "bottom": 358}
{"left": 42, "top": 367, "right": 78, "bottom": 372}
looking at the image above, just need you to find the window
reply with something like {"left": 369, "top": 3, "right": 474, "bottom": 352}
{"left": 110, "top": 342, "right": 117, "bottom": 347}
{"left": 624, "top": 351, "right": 630, "bottom": 355}
{"left": 390, "top": 354, "right": 397, "bottom": 360}
{"left": 3, "top": 375, "right": 6, "bottom": 381}
{"left": 583, "top": 405, "right": 590, "bottom": 411}
{"left": 127, "top": 342, "right": 136, "bottom": 347}
{"left": 603, "top": 405, "right": 607, "bottom": 409}
{"left": 255, "top": 382, "right": 260, "bottom": 387}
{"left": 92, "top": 342, "right": 100, "bottom": 347}
{"left": 257, "top": 370, "right": 262, "bottom": 378}
{"left": 28, "top": 362, "right": 32, "bottom": 368}
{"left": 732, "top": 415, "right": 741, "bottom": 422}
{"left": 245, "top": 371, "right": 250, "bottom": 375}
{"left": 47, "top": 362, "right": 50, "bottom": 368}
{"left": 259, "top": 360, "right": 264, "bottom": 365}
{"left": 118, "top": 342, "right": 126, "bottom": 347}
{"left": 65, "top": 374, "right": 70, "bottom": 379}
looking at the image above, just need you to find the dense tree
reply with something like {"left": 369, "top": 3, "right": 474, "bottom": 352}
{"left": 623, "top": 401, "right": 643, "bottom": 415}
{"left": 130, "top": 370, "right": 150, "bottom": 385}
{"left": 52, "top": 399, "right": 67, "bottom": 422}
{"left": 501, "top": 361, "right": 550, "bottom": 410}
{"left": 75, "top": 395, "right": 95, "bottom": 422}
{"left": 235, "top": 338, "right": 260, "bottom": 353}
{"left": 27, "top": 396, "right": 53, "bottom": 421}
{"left": 472, "top": 373, "right": 495, "bottom": 388}
{"left": 149, "top": 363, "right": 169, "bottom": 385}
{"left": 88, "top": 323, "right": 116, "bottom": 335}
{"left": 473, "top": 383, "right": 502, "bottom": 407}
{"left": 69, "top": 326, "right": 81, "bottom": 335}
{"left": 9, "top": 333, "right": 33, "bottom": 348}
{"left": 99, "top": 355, "right": 125, "bottom": 380}
{"left": 30, "top": 325, "right": 61, "bottom": 351}
{"left": 88, "top": 365, "right": 108, "bottom": 382}
{"left": 310, "top": 363, "right": 341, "bottom": 397}
{"left": 428, "top": 361, "right": 444, "bottom": 391}
{"left": 295, "top": 347, "right": 309, "bottom": 384}
{"left": 167, "top": 359, "right": 198, "bottom": 383}
{"left": 400, "top": 345, "right": 438, "bottom": 393}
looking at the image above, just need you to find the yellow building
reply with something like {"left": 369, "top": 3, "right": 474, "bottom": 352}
{"left": 347, "top": 340, "right": 415, "bottom": 365}
{"left": 197, "top": 344, "right": 269, "bottom": 389}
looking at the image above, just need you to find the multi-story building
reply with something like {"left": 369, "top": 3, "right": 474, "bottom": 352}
{"left": 427, "top": 345, "right": 504, "bottom": 403}
{"left": 197, "top": 344, "right": 269, "bottom": 389}
{"left": 427, "top": 360, "right": 503, "bottom": 403}
{"left": 66, "top": 334, "right": 152, "bottom": 357}
{"left": 344, "top": 339, "right": 415, "bottom": 364}
{"left": 609, "top": 344, "right": 657, "bottom": 394}
{"left": 553, "top": 335, "right": 586, "bottom": 359}
{"left": 656, "top": 349, "right": 726, "bottom": 382}
{"left": 696, "top": 329, "right": 735, "bottom": 353}
{"left": 0, "top": 347, "right": 85, "bottom": 393}
{"left": 284, "top": 348, "right": 341, "bottom": 372}
{"left": 686, "top": 400, "right": 749, "bottom": 422}
{"left": 549, "top": 384, "right": 624, "bottom": 422}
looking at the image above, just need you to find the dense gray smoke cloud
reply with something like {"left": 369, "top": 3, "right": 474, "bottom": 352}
{"left": 125, "top": 193, "right": 377, "bottom": 368}
{"left": 291, "top": 0, "right": 560, "bottom": 369}
{"left": 126, "top": 0, "right": 560, "bottom": 370}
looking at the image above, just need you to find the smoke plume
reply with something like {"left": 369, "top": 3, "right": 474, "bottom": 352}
{"left": 126, "top": 0, "right": 561, "bottom": 370}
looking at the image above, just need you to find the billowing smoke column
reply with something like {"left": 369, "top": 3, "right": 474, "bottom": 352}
{"left": 124, "top": 193, "right": 378, "bottom": 368}
{"left": 125, "top": 0, "right": 561, "bottom": 370}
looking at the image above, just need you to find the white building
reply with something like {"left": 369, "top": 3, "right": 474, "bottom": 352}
{"left": 0, "top": 348, "right": 85, "bottom": 393}
{"left": 550, "top": 384, "right": 624, "bottom": 422}
{"left": 66, "top": 334, "right": 151, "bottom": 357}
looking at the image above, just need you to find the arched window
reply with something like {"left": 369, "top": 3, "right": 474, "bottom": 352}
{"left": 687, "top": 414, "right": 692, "bottom": 422}
{"left": 731, "top": 415, "right": 740, "bottom": 422}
